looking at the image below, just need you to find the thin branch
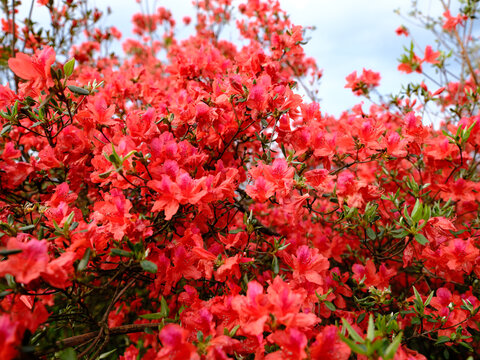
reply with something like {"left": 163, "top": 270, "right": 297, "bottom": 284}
{"left": 35, "top": 322, "right": 164, "bottom": 356}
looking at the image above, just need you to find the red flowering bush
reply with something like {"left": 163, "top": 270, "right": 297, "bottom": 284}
{"left": 1, "top": 0, "right": 480, "bottom": 359}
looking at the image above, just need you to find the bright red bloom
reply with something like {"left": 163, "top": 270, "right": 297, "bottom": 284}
{"left": 304, "top": 169, "right": 333, "bottom": 192}
{"left": 0, "top": 315, "right": 19, "bottom": 360}
{"left": 0, "top": 235, "right": 48, "bottom": 284}
{"left": 246, "top": 175, "right": 275, "bottom": 202}
{"left": 423, "top": 45, "right": 441, "bottom": 64}
{"left": 266, "top": 328, "right": 307, "bottom": 360}
{"left": 93, "top": 188, "right": 134, "bottom": 241}
{"left": 41, "top": 251, "right": 76, "bottom": 289}
{"left": 284, "top": 245, "right": 329, "bottom": 286}
{"left": 8, "top": 46, "right": 56, "bottom": 91}
{"left": 231, "top": 281, "right": 269, "bottom": 336}
{"left": 443, "top": 238, "right": 479, "bottom": 273}
{"left": 423, "top": 45, "right": 440, "bottom": 64}
{"left": 384, "top": 131, "right": 408, "bottom": 157}
{"left": 443, "top": 10, "right": 466, "bottom": 31}
{"left": 352, "top": 259, "right": 396, "bottom": 289}
{"left": 85, "top": 95, "right": 117, "bottom": 127}
{"left": 310, "top": 325, "right": 351, "bottom": 360}
{"left": 395, "top": 25, "right": 409, "bottom": 36}
{"left": 345, "top": 68, "right": 381, "bottom": 96}
{"left": 157, "top": 324, "right": 200, "bottom": 360}
{"left": 397, "top": 53, "right": 423, "bottom": 74}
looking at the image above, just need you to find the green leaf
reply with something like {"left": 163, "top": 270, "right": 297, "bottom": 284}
{"left": 98, "top": 170, "right": 113, "bottom": 179}
{"left": 339, "top": 334, "right": 367, "bottom": 355}
{"left": 422, "top": 204, "right": 431, "bottom": 221}
{"left": 412, "top": 286, "right": 422, "bottom": 303}
{"left": 0, "top": 124, "right": 12, "bottom": 136}
{"left": 0, "top": 290, "right": 13, "bottom": 298}
{"left": 52, "top": 219, "right": 63, "bottom": 233}
{"left": 367, "top": 314, "right": 375, "bottom": 341}
{"left": 324, "top": 301, "right": 336, "bottom": 312}
{"left": 384, "top": 332, "right": 402, "bottom": 360}
{"left": 458, "top": 341, "right": 473, "bottom": 351}
{"left": 357, "top": 313, "right": 366, "bottom": 324}
{"left": 424, "top": 291, "right": 434, "bottom": 307}
{"left": 139, "top": 312, "right": 165, "bottom": 320}
{"left": 412, "top": 286, "right": 424, "bottom": 313}
{"left": 228, "top": 228, "right": 243, "bottom": 234}
{"left": 58, "top": 347, "right": 77, "bottom": 360}
{"left": 63, "top": 58, "right": 75, "bottom": 78}
{"left": 65, "top": 211, "right": 75, "bottom": 226}
{"left": 414, "top": 233, "right": 428, "bottom": 245}
{"left": 0, "top": 248, "right": 22, "bottom": 256}
{"left": 140, "top": 260, "right": 158, "bottom": 274}
{"left": 272, "top": 255, "right": 279, "bottom": 274}
{"left": 410, "top": 199, "right": 422, "bottom": 223}
{"left": 160, "top": 296, "right": 170, "bottom": 317}
{"left": 110, "top": 248, "right": 132, "bottom": 257}
{"left": 435, "top": 335, "right": 451, "bottom": 345}
{"left": 391, "top": 229, "right": 409, "bottom": 239}
{"left": 77, "top": 248, "right": 90, "bottom": 271}
{"left": 98, "top": 349, "right": 116, "bottom": 359}
{"left": 341, "top": 318, "right": 364, "bottom": 344}
{"left": 67, "top": 85, "right": 89, "bottom": 95}
{"left": 462, "top": 120, "right": 477, "bottom": 144}
{"left": 403, "top": 204, "right": 412, "bottom": 224}
{"left": 229, "top": 324, "right": 240, "bottom": 337}
{"left": 366, "top": 227, "right": 376, "bottom": 240}
{"left": 19, "top": 224, "right": 35, "bottom": 231}
{"left": 410, "top": 317, "right": 421, "bottom": 325}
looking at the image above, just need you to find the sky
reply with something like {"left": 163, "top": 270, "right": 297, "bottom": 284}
{"left": 20, "top": 0, "right": 446, "bottom": 118}
{"left": 278, "top": 0, "right": 444, "bottom": 118}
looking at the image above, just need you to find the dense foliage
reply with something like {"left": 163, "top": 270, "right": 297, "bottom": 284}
{"left": 1, "top": 0, "right": 480, "bottom": 359}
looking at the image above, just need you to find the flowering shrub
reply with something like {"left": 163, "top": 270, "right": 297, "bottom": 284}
{"left": 1, "top": 0, "right": 480, "bottom": 359}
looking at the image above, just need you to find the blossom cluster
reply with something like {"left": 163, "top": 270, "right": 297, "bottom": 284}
{"left": 0, "top": 1, "right": 480, "bottom": 359}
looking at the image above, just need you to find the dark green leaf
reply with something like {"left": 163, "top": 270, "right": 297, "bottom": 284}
{"left": 77, "top": 248, "right": 90, "bottom": 271}
{"left": 0, "top": 290, "right": 13, "bottom": 298}
{"left": 67, "top": 85, "right": 89, "bottom": 95}
{"left": 366, "top": 227, "right": 376, "bottom": 240}
{"left": 140, "top": 260, "right": 158, "bottom": 274}
{"left": 435, "top": 336, "right": 451, "bottom": 345}
{"left": 160, "top": 296, "right": 169, "bottom": 317}
{"left": 144, "top": 327, "right": 154, "bottom": 335}
{"left": 324, "top": 301, "right": 336, "bottom": 312}
{"left": 414, "top": 233, "right": 428, "bottom": 245}
{"left": 139, "top": 312, "right": 165, "bottom": 320}
{"left": 0, "top": 124, "right": 12, "bottom": 136}
{"left": 58, "top": 347, "right": 77, "bottom": 360}
{"left": 339, "top": 334, "right": 367, "bottom": 355}
{"left": 0, "top": 249, "right": 22, "bottom": 256}
{"left": 458, "top": 341, "right": 473, "bottom": 351}
{"left": 19, "top": 224, "right": 35, "bottom": 231}
{"left": 228, "top": 228, "right": 243, "bottom": 234}
{"left": 110, "top": 248, "right": 132, "bottom": 257}
{"left": 272, "top": 255, "right": 279, "bottom": 274}
{"left": 357, "top": 313, "right": 366, "bottom": 324}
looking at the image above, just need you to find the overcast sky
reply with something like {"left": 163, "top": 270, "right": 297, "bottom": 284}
{"left": 22, "top": 0, "right": 446, "bottom": 118}
{"left": 279, "top": 0, "right": 445, "bottom": 118}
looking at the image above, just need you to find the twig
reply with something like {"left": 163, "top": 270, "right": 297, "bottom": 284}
{"left": 35, "top": 322, "right": 164, "bottom": 356}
